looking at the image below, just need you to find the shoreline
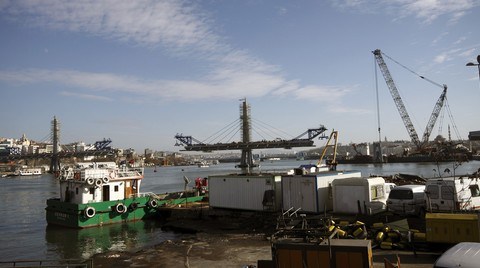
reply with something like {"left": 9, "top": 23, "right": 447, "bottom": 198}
{"left": 90, "top": 210, "right": 441, "bottom": 267}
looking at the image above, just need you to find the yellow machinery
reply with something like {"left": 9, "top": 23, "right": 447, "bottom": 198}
{"left": 426, "top": 212, "right": 480, "bottom": 243}
{"left": 317, "top": 130, "right": 338, "bottom": 170}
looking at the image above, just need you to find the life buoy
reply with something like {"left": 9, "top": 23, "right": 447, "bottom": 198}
{"left": 102, "top": 177, "right": 110, "bottom": 184}
{"left": 148, "top": 199, "right": 158, "bottom": 208}
{"left": 84, "top": 207, "right": 96, "bottom": 218}
{"left": 86, "top": 178, "right": 94, "bottom": 185}
{"left": 115, "top": 203, "right": 127, "bottom": 214}
{"left": 95, "top": 178, "right": 103, "bottom": 187}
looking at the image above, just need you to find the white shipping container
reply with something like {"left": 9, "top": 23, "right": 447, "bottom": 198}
{"left": 282, "top": 170, "right": 361, "bottom": 213}
{"left": 208, "top": 175, "right": 282, "bottom": 211}
{"left": 332, "top": 177, "right": 387, "bottom": 215}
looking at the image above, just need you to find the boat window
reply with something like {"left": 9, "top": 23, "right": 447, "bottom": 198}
{"left": 89, "top": 188, "right": 94, "bottom": 195}
{"left": 441, "top": 186, "right": 454, "bottom": 200}
{"left": 114, "top": 185, "right": 119, "bottom": 192}
{"left": 426, "top": 185, "right": 439, "bottom": 199}
{"left": 389, "top": 189, "right": 413, "bottom": 200}
{"left": 76, "top": 187, "right": 78, "bottom": 194}
{"left": 470, "top": 185, "right": 480, "bottom": 197}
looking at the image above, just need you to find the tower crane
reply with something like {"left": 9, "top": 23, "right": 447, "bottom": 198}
{"left": 373, "top": 49, "right": 447, "bottom": 151}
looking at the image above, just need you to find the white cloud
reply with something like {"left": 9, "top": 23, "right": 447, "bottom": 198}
{"left": 0, "top": 68, "right": 350, "bottom": 103}
{"left": 60, "top": 91, "right": 113, "bottom": 102}
{"left": 453, "top": 36, "right": 467, "bottom": 45}
{"left": 434, "top": 53, "right": 448, "bottom": 64}
{"left": 331, "top": 0, "right": 479, "bottom": 23}
{"left": 1, "top": 0, "right": 224, "bottom": 54}
{"left": 460, "top": 48, "right": 477, "bottom": 58}
{"left": 0, "top": 0, "right": 360, "bottom": 107}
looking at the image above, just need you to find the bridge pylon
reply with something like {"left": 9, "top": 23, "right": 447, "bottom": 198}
{"left": 49, "top": 116, "right": 61, "bottom": 174}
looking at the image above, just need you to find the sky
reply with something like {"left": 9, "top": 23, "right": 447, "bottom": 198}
{"left": 1, "top": 0, "right": 479, "bottom": 153}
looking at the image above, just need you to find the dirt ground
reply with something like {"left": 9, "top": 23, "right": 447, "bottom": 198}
{"left": 92, "top": 233, "right": 440, "bottom": 268}
{"left": 91, "top": 215, "right": 441, "bottom": 268}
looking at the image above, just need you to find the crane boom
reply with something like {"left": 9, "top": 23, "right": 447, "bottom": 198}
{"left": 373, "top": 49, "right": 421, "bottom": 147}
{"left": 421, "top": 85, "right": 447, "bottom": 144}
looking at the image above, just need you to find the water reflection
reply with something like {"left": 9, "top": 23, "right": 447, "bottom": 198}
{"left": 1, "top": 160, "right": 479, "bottom": 261}
{"left": 45, "top": 220, "right": 176, "bottom": 259}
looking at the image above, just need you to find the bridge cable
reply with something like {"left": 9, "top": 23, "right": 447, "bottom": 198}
{"left": 251, "top": 117, "right": 294, "bottom": 140}
{"left": 200, "top": 118, "right": 241, "bottom": 144}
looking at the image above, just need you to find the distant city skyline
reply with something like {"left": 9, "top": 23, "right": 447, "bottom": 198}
{"left": 1, "top": 1, "right": 479, "bottom": 152}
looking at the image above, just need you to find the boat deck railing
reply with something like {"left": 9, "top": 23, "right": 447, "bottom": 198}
{"left": 0, "top": 259, "right": 93, "bottom": 268}
{"left": 118, "top": 167, "right": 144, "bottom": 177}
{"left": 131, "top": 192, "right": 161, "bottom": 199}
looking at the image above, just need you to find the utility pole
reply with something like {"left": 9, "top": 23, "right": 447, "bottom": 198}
{"left": 466, "top": 55, "right": 480, "bottom": 142}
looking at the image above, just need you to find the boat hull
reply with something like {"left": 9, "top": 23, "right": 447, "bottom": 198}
{"left": 46, "top": 196, "right": 158, "bottom": 228}
{"left": 46, "top": 194, "right": 206, "bottom": 228}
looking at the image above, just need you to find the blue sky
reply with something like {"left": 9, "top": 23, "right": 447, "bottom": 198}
{"left": 1, "top": 0, "right": 479, "bottom": 152}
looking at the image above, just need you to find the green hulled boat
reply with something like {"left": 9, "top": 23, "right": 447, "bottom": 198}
{"left": 46, "top": 162, "right": 205, "bottom": 228}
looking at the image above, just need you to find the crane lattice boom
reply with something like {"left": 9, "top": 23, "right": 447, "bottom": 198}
{"left": 422, "top": 86, "right": 447, "bottom": 145}
{"left": 373, "top": 49, "right": 420, "bottom": 147}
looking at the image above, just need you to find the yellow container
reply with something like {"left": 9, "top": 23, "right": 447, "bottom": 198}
{"left": 328, "top": 225, "right": 336, "bottom": 232}
{"left": 375, "top": 232, "right": 385, "bottom": 243}
{"left": 339, "top": 221, "right": 349, "bottom": 226}
{"left": 426, "top": 213, "right": 480, "bottom": 243}
{"left": 336, "top": 228, "right": 346, "bottom": 237}
{"left": 387, "top": 232, "right": 400, "bottom": 240}
{"left": 355, "top": 221, "right": 365, "bottom": 226}
{"left": 380, "top": 241, "right": 393, "bottom": 250}
{"left": 353, "top": 227, "right": 364, "bottom": 237}
{"left": 382, "top": 226, "right": 390, "bottom": 233}
{"left": 413, "top": 232, "right": 426, "bottom": 241}
{"left": 372, "top": 222, "right": 384, "bottom": 229}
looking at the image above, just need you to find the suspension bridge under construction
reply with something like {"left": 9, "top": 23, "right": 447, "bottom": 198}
{"left": 175, "top": 99, "right": 328, "bottom": 173}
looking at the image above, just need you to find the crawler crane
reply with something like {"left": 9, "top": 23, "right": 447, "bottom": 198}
{"left": 373, "top": 49, "right": 447, "bottom": 152}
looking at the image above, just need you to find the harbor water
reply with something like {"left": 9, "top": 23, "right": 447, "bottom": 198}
{"left": 1, "top": 160, "right": 479, "bottom": 261}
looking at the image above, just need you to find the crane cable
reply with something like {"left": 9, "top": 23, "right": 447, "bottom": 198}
{"left": 381, "top": 51, "right": 464, "bottom": 141}
{"left": 381, "top": 51, "right": 445, "bottom": 89}
{"left": 444, "top": 97, "right": 462, "bottom": 140}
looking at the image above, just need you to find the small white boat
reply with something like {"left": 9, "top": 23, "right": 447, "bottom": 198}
{"left": 197, "top": 161, "right": 209, "bottom": 168}
{"left": 18, "top": 168, "right": 42, "bottom": 176}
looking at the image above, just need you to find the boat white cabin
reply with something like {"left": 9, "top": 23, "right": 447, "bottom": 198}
{"left": 59, "top": 162, "right": 143, "bottom": 204}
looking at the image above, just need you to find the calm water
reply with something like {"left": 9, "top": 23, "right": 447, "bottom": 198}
{"left": 0, "top": 160, "right": 479, "bottom": 261}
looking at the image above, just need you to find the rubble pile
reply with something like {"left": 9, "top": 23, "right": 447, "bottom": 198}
{"left": 273, "top": 213, "right": 427, "bottom": 251}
